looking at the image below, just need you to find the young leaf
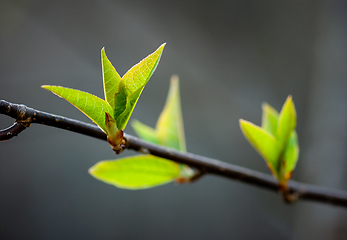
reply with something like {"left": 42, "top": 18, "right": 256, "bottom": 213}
{"left": 277, "top": 96, "right": 296, "bottom": 146}
{"left": 240, "top": 96, "right": 299, "bottom": 185}
{"left": 89, "top": 155, "right": 180, "bottom": 190}
{"left": 43, "top": 43, "right": 166, "bottom": 154}
{"left": 239, "top": 119, "right": 282, "bottom": 176}
{"left": 261, "top": 103, "right": 279, "bottom": 136}
{"left": 132, "top": 75, "right": 186, "bottom": 152}
{"left": 156, "top": 75, "right": 186, "bottom": 152}
{"left": 261, "top": 101, "right": 300, "bottom": 182}
{"left": 131, "top": 119, "right": 159, "bottom": 145}
{"left": 114, "top": 43, "right": 166, "bottom": 130}
{"left": 41, "top": 85, "right": 113, "bottom": 132}
{"left": 115, "top": 85, "right": 145, "bottom": 131}
{"left": 282, "top": 131, "right": 299, "bottom": 181}
{"left": 130, "top": 76, "right": 194, "bottom": 185}
{"left": 101, "top": 48, "right": 121, "bottom": 108}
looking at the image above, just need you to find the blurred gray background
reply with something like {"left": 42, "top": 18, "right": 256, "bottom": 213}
{"left": 1, "top": 0, "right": 347, "bottom": 239}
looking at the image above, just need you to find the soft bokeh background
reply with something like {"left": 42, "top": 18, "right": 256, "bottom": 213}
{"left": 1, "top": 0, "right": 347, "bottom": 239}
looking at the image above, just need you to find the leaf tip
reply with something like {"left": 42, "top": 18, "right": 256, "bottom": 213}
{"left": 88, "top": 160, "right": 106, "bottom": 177}
{"left": 261, "top": 102, "right": 269, "bottom": 110}
{"left": 170, "top": 74, "right": 179, "bottom": 82}
{"left": 88, "top": 161, "right": 102, "bottom": 177}
{"left": 156, "top": 43, "right": 166, "bottom": 53}
{"left": 88, "top": 166, "right": 94, "bottom": 175}
{"left": 41, "top": 85, "right": 58, "bottom": 93}
{"left": 283, "top": 95, "right": 296, "bottom": 117}
{"left": 239, "top": 118, "right": 247, "bottom": 126}
{"left": 284, "top": 95, "right": 295, "bottom": 111}
{"left": 239, "top": 119, "right": 261, "bottom": 138}
{"left": 168, "top": 75, "right": 180, "bottom": 93}
{"left": 239, "top": 119, "right": 249, "bottom": 131}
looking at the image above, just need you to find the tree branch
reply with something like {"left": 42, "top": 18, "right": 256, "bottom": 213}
{"left": 1, "top": 100, "right": 347, "bottom": 208}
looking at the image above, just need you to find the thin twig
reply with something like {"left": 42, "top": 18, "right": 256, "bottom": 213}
{"left": 1, "top": 100, "right": 347, "bottom": 208}
{"left": 0, "top": 122, "right": 27, "bottom": 140}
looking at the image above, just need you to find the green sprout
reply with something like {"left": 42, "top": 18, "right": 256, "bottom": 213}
{"left": 240, "top": 96, "right": 299, "bottom": 187}
{"left": 42, "top": 43, "right": 166, "bottom": 153}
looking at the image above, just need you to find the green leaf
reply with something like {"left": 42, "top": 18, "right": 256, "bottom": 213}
{"left": 43, "top": 43, "right": 166, "bottom": 139}
{"left": 131, "top": 119, "right": 159, "bottom": 145}
{"left": 277, "top": 95, "right": 296, "bottom": 146}
{"left": 131, "top": 75, "right": 186, "bottom": 152}
{"left": 89, "top": 155, "right": 180, "bottom": 189}
{"left": 41, "top": 85, "right": 113, "bottom": 132}
{"left": 156, "top": 75, "right": 186, "bottom": 152}
{"left": 261, "top": 100, "right": 299, "bottom": 182}
{"left": 114, "top": 43, "right": 166, "bottom": 130}
{"left": 115, "top": 85, "right": 145, "bottom": 131}
{"left": 101, "top": 48, "right": 122, "bottom": 108}
{"left": 240, "top": 96, "right": 299, "bottom": 184}
{"left": 239, "top": 119, "right": 282, "bottom": 176}
{"left": 282, "top": 131, "right": 299, "bottom": 181}
{"left": 261, "top": 103, "right": 279, "bottom": 136}
{"left": 130, "top": 75, "right": 194, "bottom": 185}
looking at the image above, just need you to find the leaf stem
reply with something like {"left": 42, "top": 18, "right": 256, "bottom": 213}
{"left": 1, "top": 100, "right": 347, "bottom": 208}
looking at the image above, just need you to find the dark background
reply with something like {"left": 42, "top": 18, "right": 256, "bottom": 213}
{"left": 1, "top": 0, "right": 347, "bottom": 239}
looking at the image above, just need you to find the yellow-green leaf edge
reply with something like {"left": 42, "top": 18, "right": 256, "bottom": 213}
{"left": 89, "top": 155, "right": 180, "bottom": 190}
